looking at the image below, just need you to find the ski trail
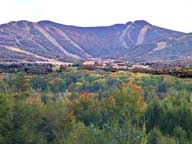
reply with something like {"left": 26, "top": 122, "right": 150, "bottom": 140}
{"left": 33, "top": 23, "right": 80, "bottom": 59}
{"left": 3, "top": 46, "right": 49, "bottom": 61}
{"left": 2, "top": 45, "right": 70, "bottom": 65}
{"left": 120, "top": 23, "right": 135, "bottom": 48}
{"left": 54, "top": 27, "right": 91, "bottom": 57}
{"left": 136, "top": 25, "right": 150, "bottom": 45}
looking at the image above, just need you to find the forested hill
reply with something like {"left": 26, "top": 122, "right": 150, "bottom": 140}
{"left": 0, "top": 70, "right": 192, "bottom": 143}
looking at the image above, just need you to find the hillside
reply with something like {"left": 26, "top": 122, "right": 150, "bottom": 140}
{"left": 0, "top": 20, "right": 192, "bottom": 64}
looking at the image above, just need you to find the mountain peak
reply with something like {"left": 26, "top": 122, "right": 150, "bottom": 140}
{"left": 134, "top": 20, "right": 151, "bottom": 25}
{"left": 38, "top": 20, "right": 55, "bottom": 24}
{"left": 125, "top": 20, "right": 151, "bottom": 27}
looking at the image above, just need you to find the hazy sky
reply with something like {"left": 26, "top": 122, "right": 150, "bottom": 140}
{"left": 0, "top": 0, "right": 192, "bottom": 32}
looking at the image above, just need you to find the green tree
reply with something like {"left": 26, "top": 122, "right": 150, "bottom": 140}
{"left": 173, "top": 126, "right": 189, "bottom": 144}
{"left": 147, "top": 128, "right": 163, "bottom": 144}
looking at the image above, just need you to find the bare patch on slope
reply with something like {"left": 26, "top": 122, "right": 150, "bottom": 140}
{"left": 153, "top": 41, "right": 167, "bottom": 51}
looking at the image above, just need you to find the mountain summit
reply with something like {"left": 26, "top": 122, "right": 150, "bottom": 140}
{"left": 0, "top": 20, "right": 191, "bottom": 64}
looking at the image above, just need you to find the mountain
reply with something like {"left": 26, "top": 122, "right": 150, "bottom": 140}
{"left": 0, "top": 20, "right": 192, "bottom": 64}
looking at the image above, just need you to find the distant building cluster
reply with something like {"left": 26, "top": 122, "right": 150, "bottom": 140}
{"left": 81, "top": 58, "right": 151, "bottom": 70}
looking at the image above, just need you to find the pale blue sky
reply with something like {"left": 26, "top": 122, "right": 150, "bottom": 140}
{"left": 0, "top": 0, "right": 192, "bottom": 32}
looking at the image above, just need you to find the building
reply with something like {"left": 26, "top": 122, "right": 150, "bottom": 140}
{"left": 111, "top": 63, "right": 127, "bottom": 70}
{"left": 82, "top": 60, "right": 95, "bottom": 66}
{"left": 130, "top": 64, "right": 151, "bottom": 69}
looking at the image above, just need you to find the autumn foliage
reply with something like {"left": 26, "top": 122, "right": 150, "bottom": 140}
{"left": 0, "top": 70, "right": 192, "bottom": 143}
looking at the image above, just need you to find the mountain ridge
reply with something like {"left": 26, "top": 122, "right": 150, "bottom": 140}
{"left": 0, "top": 20, "right": 191, "bottom": 64}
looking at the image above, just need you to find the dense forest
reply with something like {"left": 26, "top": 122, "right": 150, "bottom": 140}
{"left": 0, "top": 69, "right": 192, "bottom": 144}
